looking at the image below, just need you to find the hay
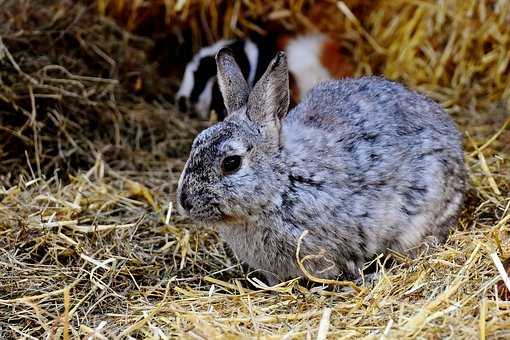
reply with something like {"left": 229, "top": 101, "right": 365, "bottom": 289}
{"left": 0, "top": 0, "right": 200, "bottom": 182}
{"left": 1, "top": 0, "right": 510, "bottom": 338}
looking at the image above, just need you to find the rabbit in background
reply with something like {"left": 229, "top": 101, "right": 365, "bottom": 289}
{"left": 176, "top": 33, "right": 352, "bottom": 121}
{"left": 176, "top": 49, "right": 466, "bottom": 285}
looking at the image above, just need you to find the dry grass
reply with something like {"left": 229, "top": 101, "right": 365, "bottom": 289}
{"left": 1, "top": 0, "right": 510, "bottom": 338}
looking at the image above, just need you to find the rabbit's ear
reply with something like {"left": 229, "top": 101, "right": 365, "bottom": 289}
{"left": 216, "top": 48, "right": 249, "bottom": 115}
{"left": 247, "top": 52, "right": 289, "bottom": 140}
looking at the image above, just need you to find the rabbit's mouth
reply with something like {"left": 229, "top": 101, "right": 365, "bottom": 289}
{"left": 188, "top": 204, "right": 225, "bottom": 223}
{"left": 190, "top": 204, "right": 247, "bottom": 225}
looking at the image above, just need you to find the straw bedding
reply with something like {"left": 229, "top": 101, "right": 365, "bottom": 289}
{"left": 0, "top": 0, "right": 509, "bottom": 338}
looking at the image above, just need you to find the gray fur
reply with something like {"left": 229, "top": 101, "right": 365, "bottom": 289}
{"left": 247, "top": 52, "right": 289, "bottom": 125}
{"left": 216, "top": 49, "right": 249, "bottom": 115}
{"left": 176, "top": 51, "right": 466, "bottom": 285}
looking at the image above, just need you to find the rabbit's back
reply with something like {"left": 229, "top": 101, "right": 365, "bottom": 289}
{"left": 280, "top": 76, "right": 465, "bottom": 257}
{"left": 287, "top": 77, "right": 459, "bottom": 140}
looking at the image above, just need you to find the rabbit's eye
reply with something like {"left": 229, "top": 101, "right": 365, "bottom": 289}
{"left": 221, "top": 155, "right": 242, "bottom": 175}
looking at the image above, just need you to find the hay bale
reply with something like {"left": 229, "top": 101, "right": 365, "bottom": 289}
{"left": 0, "top": 0, "right": 509, "bottom": 338}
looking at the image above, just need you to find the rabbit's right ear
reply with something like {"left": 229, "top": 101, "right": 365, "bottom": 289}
{"left": 216, "top": 48, "right": 249, "bottom": 115}
{"left": 245, "top": 52, "right": 289, "bottom": 142}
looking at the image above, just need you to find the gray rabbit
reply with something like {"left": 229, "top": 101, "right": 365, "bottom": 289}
{"left": 176, "top": 49, "right": 466, "bottom": 285}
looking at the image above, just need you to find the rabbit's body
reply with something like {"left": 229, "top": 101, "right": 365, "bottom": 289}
{"left": 177, "top": 51, "right": 466, "bottom": 284}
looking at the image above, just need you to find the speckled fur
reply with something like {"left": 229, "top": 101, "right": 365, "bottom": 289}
{"left": 176, "top": 50, "right": 466, "bottom": 285}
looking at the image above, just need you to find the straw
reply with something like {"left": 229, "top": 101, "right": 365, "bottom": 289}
{"left": 1, "top": 0, "right": 509, "bottom": 338}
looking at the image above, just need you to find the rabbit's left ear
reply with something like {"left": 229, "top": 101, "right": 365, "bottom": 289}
{"left": 216, "top": 48, "right": 250, "bottom": 115}
{"left": 247, "top": 52, "right": 289, "bottom": 140}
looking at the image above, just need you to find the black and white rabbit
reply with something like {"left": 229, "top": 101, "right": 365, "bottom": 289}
{"left": 177, "top": 49, "right": 466, "bottom": 284}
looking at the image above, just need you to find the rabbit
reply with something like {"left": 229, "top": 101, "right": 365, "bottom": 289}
{"left": 176, "top": 34, "right": 352, "bottom": 121}
{"left": 176, "top": 39, "right": 261, "bottom": 120}
{"left": 176, "top": 49, "right": 466, "bottom": 285}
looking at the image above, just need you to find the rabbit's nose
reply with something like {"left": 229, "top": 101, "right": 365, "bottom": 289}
{"left": 177, "top": 96, "right": 188, "bottom": 113}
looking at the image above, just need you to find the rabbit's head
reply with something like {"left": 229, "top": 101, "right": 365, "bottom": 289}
{"left": 177, "top": 49, "right": 290, "bottom": 223}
